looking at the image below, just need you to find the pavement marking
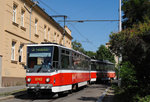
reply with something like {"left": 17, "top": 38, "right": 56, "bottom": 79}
{"left": 97, "top": 87, "right": 110, "bottom": 102}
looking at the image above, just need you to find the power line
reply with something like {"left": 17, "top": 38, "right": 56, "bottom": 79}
{"left": 38, "top": 0, "right": 60, "bottom": 14}
{"left": 58, "top": 19, "right": 119, "bottom": 23}
{"left": 34, "top": 0, "right": 105, "bottom": 50}
{"left": 68, "top": 23, "right": 98, "bottom": 48}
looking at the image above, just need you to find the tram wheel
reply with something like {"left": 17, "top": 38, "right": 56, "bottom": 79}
{"left": 72, "top": 84, "right": 78, "bottom": 92}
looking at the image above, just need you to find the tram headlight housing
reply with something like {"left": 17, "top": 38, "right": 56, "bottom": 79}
{"left": 27, "top": 78, "right": 31, "bottom": 82}
{"left": 46, "top": 78, "right": 50, "bottom": 83}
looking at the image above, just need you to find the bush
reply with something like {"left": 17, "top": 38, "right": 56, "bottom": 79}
{"left": 139, "top": 95, "right": 150, "bottom": 102}
{"left": 120, "top": 62, "right": 138, "bottom": 90}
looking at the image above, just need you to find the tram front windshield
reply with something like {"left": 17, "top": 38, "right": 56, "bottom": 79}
{"left": 27, "top": 46, "right": 53, "bottom": 72}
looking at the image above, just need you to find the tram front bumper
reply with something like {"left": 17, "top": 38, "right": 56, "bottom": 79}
{"left": 27, "top": 84, "right": 53, "bottom": 90}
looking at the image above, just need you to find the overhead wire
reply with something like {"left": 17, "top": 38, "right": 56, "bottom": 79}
{"left": 37, "top": 0, "right": 60, "bottom": 15}
{"left": 35, "top": 0, "right": 102, "bottom": 50}
{"left": 68, "top": 23, "right": 98, "bottom": 49}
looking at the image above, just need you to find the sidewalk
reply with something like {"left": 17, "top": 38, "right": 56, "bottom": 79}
{"left": 102, "top": 88, "right": 114, "bottom": 102}
{"left": 0, "top": 85, "right": 26, "bottom": 100}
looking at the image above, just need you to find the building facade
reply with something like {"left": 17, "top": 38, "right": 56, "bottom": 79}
{"left": 106, "top": 42, "right": 119, "bottom": 65}
{"left": 0, "top": 0, "right": 72, "bottom": 87}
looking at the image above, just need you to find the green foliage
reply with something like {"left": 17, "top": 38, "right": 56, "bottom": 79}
{"left": 120, "top": 62, "right": 138, "bottom": 90}
{"left": 111, "top": 1, "right": 150, "bottom": 101}
{"left": 72, "top": 40, "right": 86, "bottom": 54}
{"left": 139, "top": 95, "right": 150, "bottom": 102}
{"left": 110, "top": 21, "right": 150, "bottom": 86}
{"left": 85, "top": 51, "right": 96, "bottom": 58}
{"left": 96, "top": 45, "right": 115, "bottom": 63}
{"left": 109, "top": 19, "right": 150, "bottom": 101}
{"left": 122, "top": 0, "right": 150, "bottom": 29}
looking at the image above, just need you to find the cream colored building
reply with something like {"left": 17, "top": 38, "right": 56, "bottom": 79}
{"left": 106, "top": 42, "right": 119, "bottom": 64}
{"left": 0, "top": 0, "right": 72, "bottom": 87}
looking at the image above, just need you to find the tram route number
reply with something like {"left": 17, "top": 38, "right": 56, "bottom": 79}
{"left": 35, "top": 78, "right": 42, "bottom": 81}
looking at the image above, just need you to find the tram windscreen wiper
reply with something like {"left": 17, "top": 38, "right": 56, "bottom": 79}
{"left": 37, "top": 66, "right": 42, "bottom": 73}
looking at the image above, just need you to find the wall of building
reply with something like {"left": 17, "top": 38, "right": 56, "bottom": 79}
{"left": 0, "top": 0, "right": 72, "bottom": 87}
{"left": 0, "top": 37, "right": 1, "bottom": 87}
{"left": 0, "top": 0, "right": 4, "bottom": 56}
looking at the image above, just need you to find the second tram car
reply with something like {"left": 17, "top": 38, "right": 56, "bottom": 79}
{"left": 25, "top": 43, "right": 91, "bottom": 95}
{"left": 91, "top": 59, "right": 116, "bottom": 83}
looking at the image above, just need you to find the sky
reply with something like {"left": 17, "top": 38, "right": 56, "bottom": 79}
{"left": 36, "top": 0, "right": 120, "bottom": 52}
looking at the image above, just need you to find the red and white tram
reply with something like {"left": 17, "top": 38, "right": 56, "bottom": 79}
{"left": 91, "top": 59, "right": 116, "bottom": 83}
{"left": 25, "top": 43, "right": 90, "bottom": 95}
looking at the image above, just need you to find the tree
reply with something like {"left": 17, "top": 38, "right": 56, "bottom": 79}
{"left": 96, "top": 45, "right": 115, "bottom": 63}
{"left": 109, "top": 21, "right": 150, "bottom": 100}
{"left": 122, "top": 0, "right": 150, "bottom": 29}
{"left": 86, "top": 51, "right": 96, "bottom": 58}
{"left": 72, "top": 40, "right": 86, "bottom": 54}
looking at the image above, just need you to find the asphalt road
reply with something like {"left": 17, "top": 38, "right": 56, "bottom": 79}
{"left": 1, "top": 84, "right": 108, "bottom": 102}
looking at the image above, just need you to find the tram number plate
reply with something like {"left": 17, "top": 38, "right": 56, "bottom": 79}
{"left": 35, "top": 78, "right": 42, "bottom": 81}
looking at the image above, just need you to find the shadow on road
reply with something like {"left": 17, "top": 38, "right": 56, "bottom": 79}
{"left": 102, "top": 94, "right": 114, "bottom": 102}
{"left": 78, "top": 96, "right": 98, "bottom": 101}
{"left": 13, "top": 90, "right": 59, "bottom": 101}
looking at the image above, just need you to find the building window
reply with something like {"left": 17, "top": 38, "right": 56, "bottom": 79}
{"left": 13, "top": 4, "right": 17, "bottom": 23}
{"left": 54, "top": 32, "right": 56, "bottom": 43}
{"left": 11, "top": 41, "right": 16, "bottom": 60}
{"left": 57, "top": 34, "right": 59, "bottom": 43}
{"left": 21, "top": 9, "right": 25, "bottom": 27}
{"left": 48, "top": 28, "right": 50, "bottom": 41}
{"left": 35, "top": 19, "right": 38, "bottom": 34}
{"left": 19, "top": 44, "right": 23, "bottom": 62}
{"left": 44, "top": 25, "right": 46, "bottom": 39}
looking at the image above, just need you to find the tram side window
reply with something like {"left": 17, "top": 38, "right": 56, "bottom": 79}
{"left": 108, "top": 64, "right": 115, "bottom": 71}
{"left": 85, "top": 59, "right": 90, "bottom": 70}
{"left": 98, "top": 63, "right": 103, "bottom": 71}
{"left": 61, "top": 55, "right": 69, "bottom": 69}
{"left": 53, "top": 46, "right": 59, "bottom": 69}
{"left": 72, "top": 53, "right": 79, "bottom": 69}
{"left": 72, "top": 53, "right": 77, "bottom": 69}
{"left": 104, "top": 64, "right": 107, "bottom": 71}
{"left": 61, "top": 49, "right": 70, "bottom": 69}
{"left": 91, "top": 63, "right": 96, "bottom": 71}
{"left": 76, "top": 55, "right": 82, "bottom": 70}
{"left": 72, "top": 56, "right": 76, "bottom": 69}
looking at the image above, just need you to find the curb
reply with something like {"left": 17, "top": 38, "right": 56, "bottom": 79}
{"left": 97, "top": 87, "right": 110, "bottom": 102}
{"left": 0, "top": 95, "right": 15, "bottom": 101}
{"left": 0, "top": 91, "right": 26, "bottom": 101}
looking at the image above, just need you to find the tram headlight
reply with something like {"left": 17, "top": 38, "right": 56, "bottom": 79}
{"left": 27, "top": 78, "right": 31, "bottom": 82}
{"left": 46, "top": 78, "right": 50, "bottom": 83}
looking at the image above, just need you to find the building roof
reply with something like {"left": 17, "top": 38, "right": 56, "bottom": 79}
{"left": 24, "top": 0, "right": 73, "bottom": 40}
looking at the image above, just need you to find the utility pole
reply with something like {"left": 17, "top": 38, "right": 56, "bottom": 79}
{"left": 24, "top": 1, "right": 38, "bottom": 41}
{"left": 118, "top": 0, "right": 122, "bottom": 87}
{"left": 29, "top": 1, "right": 38, "bottom": 40}
{"left": 119, "top": 0, "right": 122, "bottom": 32}
{"left": 51, "top": 15, "right": 67, "bottom": 46}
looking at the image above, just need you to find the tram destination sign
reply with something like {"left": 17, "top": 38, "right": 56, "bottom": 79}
{"left": 28, "top": 46, "right": 53, "bottom": 53}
